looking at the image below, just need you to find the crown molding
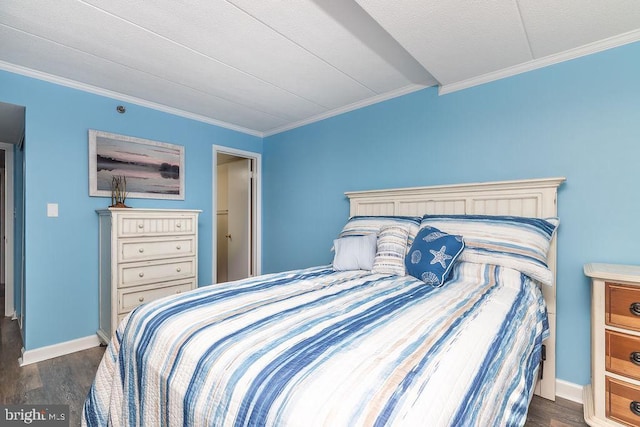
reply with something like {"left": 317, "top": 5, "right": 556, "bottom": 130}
{"left": 439, "top": 29, "right": 640, "bottom": 95}
{"left": 0, "top": 61, "right": 264, "bottom": 137}
{"left": 263, "top": 84, "right": 430, "bottom": 137}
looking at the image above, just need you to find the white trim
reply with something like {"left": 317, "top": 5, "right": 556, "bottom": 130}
{"left": 556, "top": 379, "right": 584, "bottom": 404}
{"left": 262, "top": 84, "right": 429, "bottom": 136}
{"left": 0, "top": 142, "right": 15, "bottom": 318}
{"left": 439, "top": 29, "right": 640, "bottom": 95}
{"left": 0, "top": 61, "right": 262, "bottom": 138}
{"left": 18, "top": 334, "right": 101, "bottom": 366}
{"left": 212, "top": 146, "right": 262, "bottom": 284}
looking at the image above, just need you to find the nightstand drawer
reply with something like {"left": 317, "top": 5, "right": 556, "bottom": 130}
{"left": 607, "top": 330, "right": 640, "bottom": 381}
{"left": 119, "top": 237, "right": 195, "bottom": 262}
{"left": 606, "top": 376, "right": 640, "bottom": 426}
{"left": 118, "top": 280, "right": 194, "bottom": 314}
{"left": 607, "top": 282, "right": 640, "bottom": 332}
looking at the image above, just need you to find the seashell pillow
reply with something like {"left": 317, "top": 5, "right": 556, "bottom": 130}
{"left": 405, "top": 226, "right": 465, "bottom": 287}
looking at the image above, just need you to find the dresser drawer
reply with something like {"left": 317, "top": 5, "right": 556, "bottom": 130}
{"left": 607, "top": 282, "right": 640, "bottom": 331}
{"left": 607, "top": 330, "right": 640, "bottom": 381}
{"left": 117, "top": 312, "right": 128, "bottom": 327}
{"left": 118, "top": 280, "right": 194, "bottom": 314}
{"left": 119, "top": 237, "right": 195, "bottom": 262}
{"left": 119, "top": 258, "right": 195, "bottom": 288}
{"left": 606, "top": 376, "right": 640, "bottom": 426}
{"left": 118, "top": 215, "right": 196, "bottom": 237}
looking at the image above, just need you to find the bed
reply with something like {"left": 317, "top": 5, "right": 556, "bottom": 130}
{"left": 83, "top": 177, "right": 565, "bottom": 426}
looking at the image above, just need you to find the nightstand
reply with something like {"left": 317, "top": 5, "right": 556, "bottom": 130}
{"left": 584, "top": 263, "right": 640, "bottom": 426}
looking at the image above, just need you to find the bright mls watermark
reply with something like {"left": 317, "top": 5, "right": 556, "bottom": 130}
{"left": 0, "top": 405, "right": 68, "bottom": 426}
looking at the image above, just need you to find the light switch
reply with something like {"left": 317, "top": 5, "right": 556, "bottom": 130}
{"left": 47, "top": 203, "right": 58, "bottom": 217}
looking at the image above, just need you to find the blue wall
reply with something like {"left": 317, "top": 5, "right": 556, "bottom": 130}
{"left": 0, "top": 69, "right": 262, "bottom": 350}
{"left": 263, "top": 41, "right": 640, "bottom": 386}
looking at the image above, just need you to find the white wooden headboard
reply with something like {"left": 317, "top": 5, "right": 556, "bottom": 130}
{"left": 345, "top": 177, "right": 566, "bottom": 401}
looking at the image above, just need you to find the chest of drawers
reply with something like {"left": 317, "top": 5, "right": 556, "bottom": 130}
{"left": 585, "top": 263, "right": 640, "bottom": 426}
{"left": 97, "top": 208, "right": 201, "bottom": 343}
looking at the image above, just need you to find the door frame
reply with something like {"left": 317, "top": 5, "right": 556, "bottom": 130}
{"left": 212, "top": 145, "right": 261, "bottom": 283}
{"left": 0, "top": 142, "right": 15, "bottom": 318}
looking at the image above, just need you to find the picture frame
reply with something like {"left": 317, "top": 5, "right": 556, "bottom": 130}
{"left": 89, "top": 130, "right": 185, "bottom": 200}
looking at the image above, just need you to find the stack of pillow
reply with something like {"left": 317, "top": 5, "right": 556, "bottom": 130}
{"left": 332, "top": 214, "right": 559, "bottom": 287}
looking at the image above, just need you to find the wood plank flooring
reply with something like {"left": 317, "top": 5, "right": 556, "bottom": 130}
{"left": 0, "top": 305, "right": 105, "bottom": 426}
{"left": 0, "top": 284, "right": 588, "bottom": 426}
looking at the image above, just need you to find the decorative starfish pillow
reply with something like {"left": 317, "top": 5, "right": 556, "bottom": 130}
{"left": 405, "top": 226, "right": 465, "bottom": 287}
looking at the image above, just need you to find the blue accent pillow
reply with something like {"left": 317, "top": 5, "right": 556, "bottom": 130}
{"left": 405, "top": 226, "right": 465, "bottom": 287}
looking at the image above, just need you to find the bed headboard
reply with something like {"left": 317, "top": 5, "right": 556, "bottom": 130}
{"left": 345, "top": 177, "right": 565, "bottom": 401}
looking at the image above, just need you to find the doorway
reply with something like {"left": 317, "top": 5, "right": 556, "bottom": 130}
{"left": 213, "top": 146, "right": 261, "bottom": 283}
{"left": 0, "top": 100, "right": 22, "bottom": 323}
{"left": 0, "top": 142, "right": 16, "bottom": 320}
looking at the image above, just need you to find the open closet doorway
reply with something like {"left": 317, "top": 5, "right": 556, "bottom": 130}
{"left": 213, "top": 146, "right": 261, "bottom": 284}
{"left": 0, "top": 101, "right": 22, "bottom": 327}
{"left": 0, "top": 145, "right": 14, "bottom": 318}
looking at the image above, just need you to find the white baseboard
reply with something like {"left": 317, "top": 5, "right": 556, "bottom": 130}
{"left": 556, "top": 379, "right": 584, "bottom": 404}
{"left": 19, "top": 334, "right": 101, "bottom": 366}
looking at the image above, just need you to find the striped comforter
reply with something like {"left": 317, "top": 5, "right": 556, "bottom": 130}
{"left": 83, "top": 262, "right": 548, "bottom": 427}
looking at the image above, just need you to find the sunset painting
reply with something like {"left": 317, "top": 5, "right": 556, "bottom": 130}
{"left": 89, "top": 130, "right": 185, "bottom": 200}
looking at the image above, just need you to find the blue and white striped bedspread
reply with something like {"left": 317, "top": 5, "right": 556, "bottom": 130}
{"left": 83, "top": 261, "right": 548, "bottom": 427}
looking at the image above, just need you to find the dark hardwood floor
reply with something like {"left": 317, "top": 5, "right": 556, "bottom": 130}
{"left": 0, "top": 283, "right": 587, "bottom": 426}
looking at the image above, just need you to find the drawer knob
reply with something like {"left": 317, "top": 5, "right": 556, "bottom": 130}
{"left": 138, "top": 296, "right": 144, "bottom": 302}
{"left": 630, "top": 302, "right": 640, "bottom": 316}
{"left": 176, "top": 267, "right": 182, "bottom": 272}
{"left": 176, "top": 245, "right": 181, "bottom": 250}
{"left": 138, "top": 272, "right": 144, "bottom": 278}
{"left": 631, "top": 352, "right": 640, "bottom": 366}
{"left": 176, "top": 290, "right": 182, "bottom": 294}
{"left": 176, "top": 223, "right": 182, "bottom": 228}
{"left": 631, "top": 401, "right": 640, "bottom": 417}
{"left": 138, "top": 248, "right": 144, "bottom": 253}
{"left": 138, "top": 223, "right": 144, "bottom": 229}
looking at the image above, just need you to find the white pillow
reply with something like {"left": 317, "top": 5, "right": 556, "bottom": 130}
{"left": 332, "top": 234, "right": 377, "bottom": 271}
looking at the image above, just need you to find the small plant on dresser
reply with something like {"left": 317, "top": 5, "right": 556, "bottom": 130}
{"left": 110, "top": 175, "right": 129, "bottom": 208}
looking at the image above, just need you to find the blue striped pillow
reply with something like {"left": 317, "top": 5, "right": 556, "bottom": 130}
{"left": 372, "top": 225, "right": 410, "bottom": 276}
{"left": 339, "top": 216, "right": 421, "bottom": 252}
{"left": 420, "top": 215, "right": 559, "bottom": 286}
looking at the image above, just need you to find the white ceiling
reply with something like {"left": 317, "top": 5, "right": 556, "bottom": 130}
{"left": 1, "top": 1, "right": 639, "bottom": 137}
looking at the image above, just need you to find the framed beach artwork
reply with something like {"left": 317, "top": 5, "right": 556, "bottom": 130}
{"left": 89, "top": 130, "right": 185, "bottom": 200}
